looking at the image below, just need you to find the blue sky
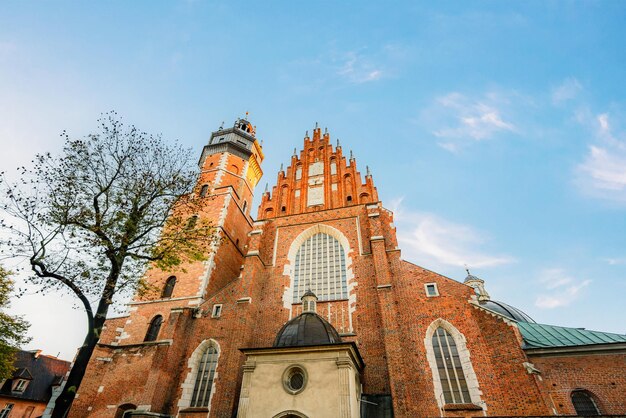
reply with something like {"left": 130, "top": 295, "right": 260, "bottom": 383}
{"left": 1, "top": 1, "right": 625, "bottom": 359}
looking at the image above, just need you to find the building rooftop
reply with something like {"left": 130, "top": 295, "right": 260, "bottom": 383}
{"left": 0, "top": 350, "right": 71, "bottom": 403}
{"left": 479, "top": 300, "right": 536, "bottom": 323}
{"left": 518, "top": 322, "right": 626, "bottom": 349}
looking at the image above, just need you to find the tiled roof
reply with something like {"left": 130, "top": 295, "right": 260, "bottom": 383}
{"left": 0, "top": 350, "right": 71, "bottom": 402}
{"left": 519, "top": 322, "right": 626, "bottom": 349}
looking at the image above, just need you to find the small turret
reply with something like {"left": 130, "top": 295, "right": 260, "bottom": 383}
{"left": 464, "top": 267, "right": 491, "bottom": 302}
{"left": 301, "top": 289, "right": 318, "bottom": 313}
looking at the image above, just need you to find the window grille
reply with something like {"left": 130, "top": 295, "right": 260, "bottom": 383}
{"left": 571, "top": 390, "right": 601, "bottom": 416}
{"left": 0, "top": 404, "right": 13, "bottom": 418}
{"left": 292, "top": 233, "right": 347, "bottom": 303}
{"left": 432, "top": 327, "right": 471, "bottom": 404}
{"left": 144, "top": 315, "right": 163, "bottom": 342}
{"left": 191, "top": 344, "right": 219, "bottom": 407}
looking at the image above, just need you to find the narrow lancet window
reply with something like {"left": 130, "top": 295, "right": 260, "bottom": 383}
{"left": 144, "top": 315, "right": 163, "bottom": 342}
{"left": 161, "top": 276, "right": 176, "bottom": 298}
{"left": 191, "top": 344, "right": 219, "bottom": 407}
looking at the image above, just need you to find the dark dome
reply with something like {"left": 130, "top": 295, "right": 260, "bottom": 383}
{"left": 479, "top": 300, "right": 535, "bottom": 323}
{"left": 274, "top": 312, "right": 342, "bottom": 347}
{"left": 464, "top": 273, "right": 482, "bottom": 283}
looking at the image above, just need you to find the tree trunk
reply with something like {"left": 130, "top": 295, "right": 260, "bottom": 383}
{"left": 52, "top": 269, "right": 119, "bottom": 418}
{"left": 51, "top": 317, "right": 104, "bottom": 418}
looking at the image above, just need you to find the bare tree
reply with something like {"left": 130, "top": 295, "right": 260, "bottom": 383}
{"left": 0, "top": 112, "right": 215, "bottom": 417}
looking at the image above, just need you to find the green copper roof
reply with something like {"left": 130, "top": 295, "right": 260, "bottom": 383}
{"left": 519, "top": 322, "right": 626, "bottom": 349}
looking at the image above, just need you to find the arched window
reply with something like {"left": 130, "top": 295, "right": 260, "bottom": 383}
{"left": 191, "top": 343, "right": 219, "bottom": 407}
{"left": 292, "top": 233, "right": 347, "bottom": 302}
{"left": 571, "top": 390, "right": 601, "bottom": 416}
{"left": 199, "top": 184, "right": 209, "bottom": 197}
{"left": 115, "top": 404, "right": 136, "bottom": 418}
{"left": 144, "top": 315, "right": 163, "bottom": 342}
{"left": 432, "top": 327, "right": 471, "bottom": 404}
{"left": 161, "top": 276, "right": 176, "bottom": 299}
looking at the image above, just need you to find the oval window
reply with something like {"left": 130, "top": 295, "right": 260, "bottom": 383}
{"left": 283, "top": 366, "right": 307, "bottom": 395}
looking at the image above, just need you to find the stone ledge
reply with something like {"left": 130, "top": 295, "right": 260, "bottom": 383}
{"left": 443, "top": 403, "right": 483, "bottom": 411}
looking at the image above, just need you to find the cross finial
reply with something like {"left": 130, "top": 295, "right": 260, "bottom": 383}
{"left": 465, "top": 264, "right": 471, "bottom": 276}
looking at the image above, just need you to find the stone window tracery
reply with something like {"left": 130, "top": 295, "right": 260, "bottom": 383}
{"left": 424, "top": 319, "right": 483, "bottom": 410}
{"left": 292, "top": 233, "right": 347, "bottom": 303}
{"left": 432, "top": 327, "right": 471, "bottom": 403}
{"left": 191, "top": 343, "right": 219, "bottom": 407}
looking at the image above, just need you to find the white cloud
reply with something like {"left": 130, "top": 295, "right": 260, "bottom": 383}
{"left": 423, "top": 91, "right": 517, "bottom": 151}
{"left": 605, "top": 257, "right": 626, "bottom": 265}
{"left": 389, "top": 197, "right": 515, "bottom": 270}
{"left": 551, "top": 77, "right": 582, "bottom": 104}
{"left": 337, "top": 51, "right": 384, "bottom": 84}
{"left": 534, "top": 268, "right": 591, "bottom": 309}
{"left": 576, "top": 113, "right": 626, "bottom": 202}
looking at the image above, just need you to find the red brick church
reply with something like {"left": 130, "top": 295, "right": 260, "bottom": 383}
{"left": 70, "top": 119, "right": 626, "bottom": 418}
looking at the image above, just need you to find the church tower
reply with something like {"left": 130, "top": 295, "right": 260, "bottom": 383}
{"left": 132, "top": 116, "right": 264, "bottom": 307}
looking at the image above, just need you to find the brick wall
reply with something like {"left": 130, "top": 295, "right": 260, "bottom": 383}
{"left": 530, "top": 351, "right": 626, "bottom": 415}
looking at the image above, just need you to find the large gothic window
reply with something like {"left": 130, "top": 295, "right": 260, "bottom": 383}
{"left": 432, "top": 327, "right": 471, "bottom": 404}
{"left": 571, "top": 390, "right": 601, "bottom": 416}
{"left": 191, "top": 344, "right": 219, "bottom": 407}
{"left": 292, "top": 233, "right": 347, "bottom": 303}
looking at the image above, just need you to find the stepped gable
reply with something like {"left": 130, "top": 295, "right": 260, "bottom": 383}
{"left": 258, "top": 124, "right": 378, "bottom": 219}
